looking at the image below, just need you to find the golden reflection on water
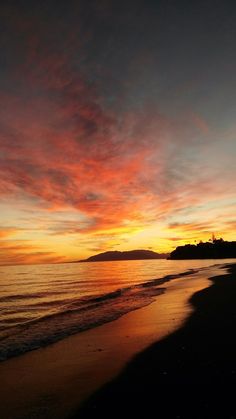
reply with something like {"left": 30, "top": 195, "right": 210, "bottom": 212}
{"left": 0, "top": 259, "right": 233, "bottom": 336}
{"left": 0, "top": 265, "right": 228, "bottom": 419}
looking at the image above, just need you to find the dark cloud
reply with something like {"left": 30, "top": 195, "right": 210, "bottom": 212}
{"left": 0, "top": 0, "right": 235, "bottom": 263}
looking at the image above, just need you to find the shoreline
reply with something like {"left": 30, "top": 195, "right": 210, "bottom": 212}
{"left": 76, "top": 263, "right": 236, "bottom": 418}
{"left": 0, "top": 264, "right": 225, "bottom": 419}
{"left": 0, "top": 265, "right": 215, "bottom": 362}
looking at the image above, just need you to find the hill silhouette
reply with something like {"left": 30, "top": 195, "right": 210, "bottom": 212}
{"left": 79, "top": 249, "right": 168, "bottom": 262}
{"left": 169, "top": 238, "right": 236, "bottom": 259}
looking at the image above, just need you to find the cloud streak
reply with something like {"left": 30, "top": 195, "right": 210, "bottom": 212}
{"left": 0, "top": 1, "right": 235, "bottom": 264}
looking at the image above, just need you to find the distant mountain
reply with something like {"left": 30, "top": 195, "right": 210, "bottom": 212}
{"left": 169, "top": 239, "right": 236, "bottom": 260}
{"left": 79, "top": 250, "right": 169, "bottom": 262}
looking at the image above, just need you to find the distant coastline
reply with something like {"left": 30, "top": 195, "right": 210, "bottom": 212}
{"left": 75, "top": 240, "right": 236, "bottom": 263}
{"left": 78, "top": 249, "right": 169, "bottom": 263}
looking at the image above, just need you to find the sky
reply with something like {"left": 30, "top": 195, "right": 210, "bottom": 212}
{"left": 0, "top": 0, "right": 236, "bottom": 265}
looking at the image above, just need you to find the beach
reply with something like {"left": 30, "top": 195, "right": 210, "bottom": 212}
{"left": 0, "top": 263, "right": 230, "bottom": 419}
{"left": 1, "top": 2, "right": 236, "bottom": 417}
{"left": 76, "top": 263, "right": 236, "bottom": 418}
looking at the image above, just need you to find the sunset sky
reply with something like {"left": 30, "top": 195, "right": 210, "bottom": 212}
{"left": 0, "top": 0, "right": 236, "bottom": 265}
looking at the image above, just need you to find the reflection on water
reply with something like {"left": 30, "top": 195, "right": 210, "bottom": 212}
{"left": 0, "top": 258, "right": 235, "bottom": 360}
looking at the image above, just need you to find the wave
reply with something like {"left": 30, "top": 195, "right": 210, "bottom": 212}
{"left": 0, "top": 267, "right": 208, "bottom": 361}
{"left": 0, "top": 290, "right": 67, "bottom": 303}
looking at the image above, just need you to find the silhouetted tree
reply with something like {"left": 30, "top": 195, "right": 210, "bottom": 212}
{"left": 169, "top": 238, "right": 236, "bottom": 259}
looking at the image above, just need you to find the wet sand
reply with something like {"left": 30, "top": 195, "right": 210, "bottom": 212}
{"left": 75, "top": 263, "right": 236, "bottom": 419}
{"left": 0, "top": 265, "right": 225, "bottom": 419}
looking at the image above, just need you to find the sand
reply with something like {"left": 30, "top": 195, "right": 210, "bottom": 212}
{"left": 76, "top": 263, "right": 236, "bottom": 418}
{"left": 0, "top": 265, "right": 226, "bottom": 419}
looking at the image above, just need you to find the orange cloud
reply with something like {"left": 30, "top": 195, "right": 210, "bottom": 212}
{"left": 0, "top": 5, "right": 235, "bottom": 264}
{"left": 0, "top": 228, "right": 20, "bottom": 238}
{"left": 0, "top": 239, "right": 66, "bottom": 266}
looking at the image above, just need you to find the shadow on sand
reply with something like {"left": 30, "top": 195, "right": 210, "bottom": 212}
{"left": 74, "top": 264, "right": 236, "bottom": 419}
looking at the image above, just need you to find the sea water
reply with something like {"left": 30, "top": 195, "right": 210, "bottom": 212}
{"left": 0, "top": 258, "right": 234, "bottom": 360}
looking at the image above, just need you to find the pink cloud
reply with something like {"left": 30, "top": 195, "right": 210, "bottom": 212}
{"left": 0, "top": 6, "right": 235, "bottom": 265}
{"left": 189, "top": 112, "right": 210, "bottom": 135}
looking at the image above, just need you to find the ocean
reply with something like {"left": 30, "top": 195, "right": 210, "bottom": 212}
{"left": 0, "top": 258, "right": 234, "bottom": 361}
